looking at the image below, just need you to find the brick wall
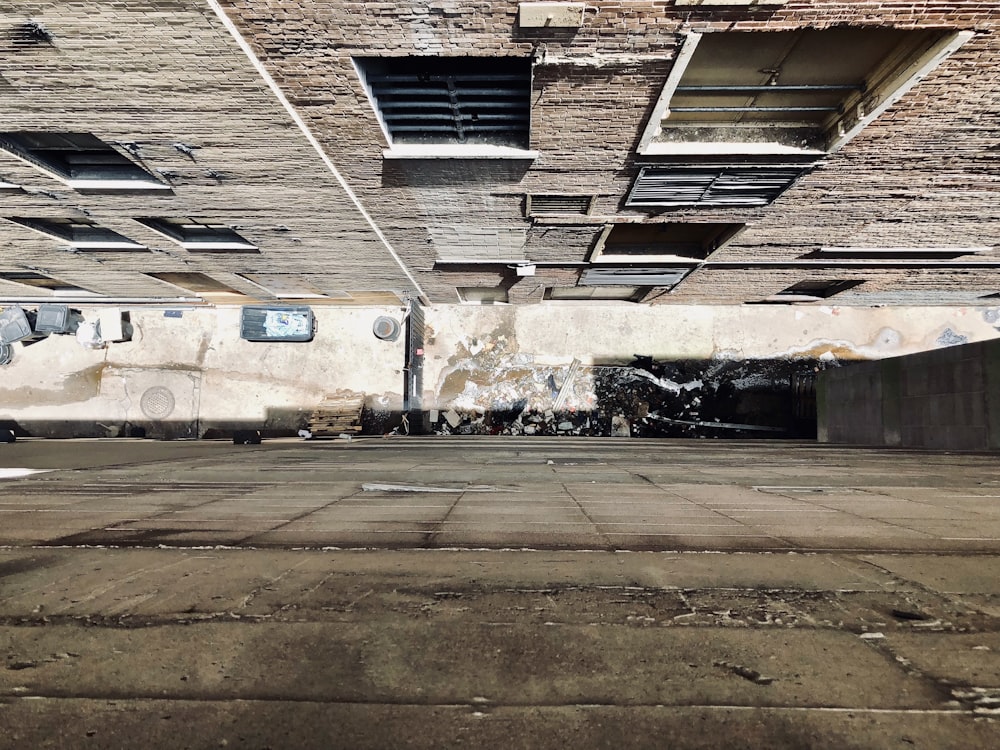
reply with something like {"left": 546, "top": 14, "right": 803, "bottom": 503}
{"left": 216, "top": 0, "right": 999, "bottom": 305}
{"left": 666, "top": 266, "right": 1000, "bottom": 304}
{"left": 0, "top": 1, "right": 420, "bottom": 301}
{"left": 0, "top": 1, "right": 997, "bottom": 306}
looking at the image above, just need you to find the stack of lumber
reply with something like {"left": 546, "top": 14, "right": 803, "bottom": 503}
{"left": 307, "top": 394, "right": 365, "bottom": 437}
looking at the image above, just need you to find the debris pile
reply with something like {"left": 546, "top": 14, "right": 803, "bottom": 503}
{"left": 306, "top": 393, "right": 366, "bottom": 438}
{"left": 430, "top": 339, "right": 834, "bottom": 438}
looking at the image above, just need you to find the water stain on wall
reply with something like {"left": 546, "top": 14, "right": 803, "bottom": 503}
{"left": 0, "top": 363, "right": 106, "bottom": 405}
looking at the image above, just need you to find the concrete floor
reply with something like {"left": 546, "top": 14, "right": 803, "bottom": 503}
{"left": 2, "top": 303, "right": 1000, "bottom": 437}
{"left": 0, "top": 438, "right": 998, "bottom": 748}
{"left": 425, "top": 302, "right": 1000, "bottom": 367}
{"left": 1, "top": 545, "right": 999, "bottom": 749}
{"left": 3, "top": 303, "right": 1000, "bottom": 746}
{"left": 1, "top": 437, "right": 1000, "bottom": 552}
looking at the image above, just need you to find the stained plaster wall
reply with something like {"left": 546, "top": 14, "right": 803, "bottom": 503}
{"left": 420, "top": 302, "right": 1000, "bottom": 409}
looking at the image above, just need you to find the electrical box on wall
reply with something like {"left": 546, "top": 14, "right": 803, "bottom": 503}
{"left": 518, "top": 3, "right": 586, "bottom": 28}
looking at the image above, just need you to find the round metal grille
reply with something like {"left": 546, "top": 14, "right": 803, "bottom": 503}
{"left": 139, "top": 386, "right": 175, "bottom": 420}
{"left": 373, "top": 316, "right": 401, "bottom": 341}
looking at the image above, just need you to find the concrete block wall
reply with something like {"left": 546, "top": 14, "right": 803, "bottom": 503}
{"left": 217, "top": 1, "right": 685, "bottom": 302}
{"left": 817, "top": 338, "right": 1000, "bottom": 451}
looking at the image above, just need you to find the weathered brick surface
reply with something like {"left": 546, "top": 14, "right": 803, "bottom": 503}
{"left": 667, "top": 266, "right": 1000, "bottom": 304}
{"left": 0, "top": 1, "right": 419, "bottom": 301}
{"left": 1, "top": 1, "right": 998, "bottom": 305}
{"left": 215, "top": 0, "right": 1000, "bottom": 305}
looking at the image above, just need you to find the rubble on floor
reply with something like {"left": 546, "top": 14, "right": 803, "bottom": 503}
{"left": 430, "top": 347, "right": 834, "bottom": 438}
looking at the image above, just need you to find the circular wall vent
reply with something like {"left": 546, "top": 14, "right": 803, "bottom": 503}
{"left": 140, "top": 386, "right": 176, "bottom": 420}
{"left": 373, "top": 316, "right": 401, "bottom": 341}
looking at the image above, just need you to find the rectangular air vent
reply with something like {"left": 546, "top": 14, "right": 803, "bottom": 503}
{"left": 10, "top": 21, "right": 54, "bottom": 46}
{"left": 638, "top": 28, "right": 966, "bottom": 155}
{"left": 0, "top": 132, "right": 168, "bottom": 191}
{"left": 595, "top": 222, "right": 742, "bottom": 261}
{"left": 7, "top": 217, "right": 146, "bottom": 251}
{"left": 137, "top": 217, "right": 258, "bottom": 253}
{"left": 775, "top": 279, "right": 864, "bottom": 300}
{"left": 526, "top": 194, "right": 594, "bottom": 217}
{"left": 0, "top": 272, "right": 93, "bottom": 294}
{"left": 626, "top": 165, "right": 810, "bottom": 208}
{"left": 580, "top": 267, "right": 691, "bottom": 287}
{"left": 357, "top": 57, "right": 531, "bottom": 148}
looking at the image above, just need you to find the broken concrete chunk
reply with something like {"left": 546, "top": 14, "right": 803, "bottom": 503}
{"left": 713, "top": 660, "right": 774, "bottom": 685}
{"left": 611, "top": 415, "right": 631, "bottom": 437}
{"left": 444, "top": 409, "right": 461, "bottom": 428}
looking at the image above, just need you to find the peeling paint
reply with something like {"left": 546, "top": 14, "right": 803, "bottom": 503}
{"left": 936, "top": 328, "right": 969, "bottom": 347}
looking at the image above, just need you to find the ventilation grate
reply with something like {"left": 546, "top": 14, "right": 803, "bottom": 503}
{"left": 0, "top": 131, "right": 166, "bottom": 190}
{"left": 627, "top": 165, "right": 810, "bottom": 208}
{"left": 359, "top": 57, "right": 531, "bottom": 147}
{"left": 580, "top": 267, "right": 691, "bottom": 287}
{"left": 527, "top": 194, "right": 594, "bottom": 217}
{"left": 777, "top": 279, "right": 864, "bottom": 299}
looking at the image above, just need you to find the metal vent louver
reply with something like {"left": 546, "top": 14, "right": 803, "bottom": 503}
{"left": 626, "top": 165, "right": 811, "bottom": 208}
{"left": 527, "top": 195, "right": 594, "bottom": 217}
{"left": 580, "top": 267, "right": 691, "bottom": 287}
{"left": 360, "top": 57, "right": 531, "bottom": 147}
{"left": 0, "top": 131, "right": 165, "bottom": 187}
